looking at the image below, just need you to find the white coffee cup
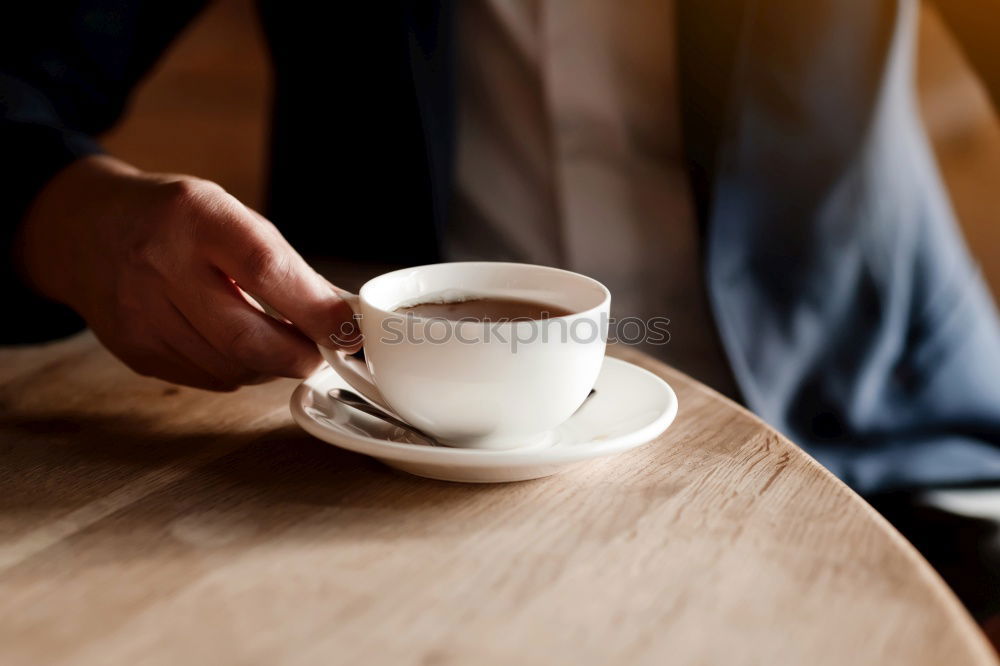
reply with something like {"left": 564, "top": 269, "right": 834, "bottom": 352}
{"left": 320, "top": 262, "right": 610, "bottom": 450}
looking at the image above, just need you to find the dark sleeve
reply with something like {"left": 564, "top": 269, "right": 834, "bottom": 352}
{"left": 0, "top": 0, "right": 209, "bottom": 344}
{"left": 930, "top": 0, "right": 1000, "bottom": 114}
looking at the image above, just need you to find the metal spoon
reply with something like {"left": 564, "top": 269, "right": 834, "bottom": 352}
{"left": 328, "top": 388, "right": 439, "bottom": 445}
{"left": 328, "top": 387, "right": 597, "bottom": 446}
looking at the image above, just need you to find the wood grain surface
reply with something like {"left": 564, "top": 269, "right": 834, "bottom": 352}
{"left": 0, "top": 333, "right": 995, "bottom": 665}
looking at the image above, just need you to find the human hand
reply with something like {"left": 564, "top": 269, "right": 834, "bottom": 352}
{"left": 16, "top": 155, "right": 358, "bottom": 391}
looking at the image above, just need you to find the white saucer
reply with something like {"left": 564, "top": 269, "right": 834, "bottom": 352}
{"left": 289, "top": 357, "right": 678, "bottom": 483}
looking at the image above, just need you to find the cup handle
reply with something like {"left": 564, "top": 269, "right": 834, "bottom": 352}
{"left": 244, "top": 288, "right": 392, "bottom": 411}
{"left": 317, "top": 292, "right": 394, "bottom": 413}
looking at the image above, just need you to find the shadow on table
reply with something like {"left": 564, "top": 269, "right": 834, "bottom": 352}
{"left": 0, "top": 410, "right": 583, "bottom": 568}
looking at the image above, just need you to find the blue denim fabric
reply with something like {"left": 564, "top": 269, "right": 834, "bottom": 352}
{"left": 705, "top": 0, "right": 1000, "bottom": 493}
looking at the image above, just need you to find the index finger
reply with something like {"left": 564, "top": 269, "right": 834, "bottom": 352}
{"left": 200, "top": 198, "right": 357, "bottom": 349}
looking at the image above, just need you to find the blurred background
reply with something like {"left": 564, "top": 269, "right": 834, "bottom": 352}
{"left": 101, "top": 0, "right": 1000, "bottom": 298}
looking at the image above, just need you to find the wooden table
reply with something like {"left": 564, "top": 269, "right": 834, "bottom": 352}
{"left": 0, "top": 333, "right": 995, "bottom": 665}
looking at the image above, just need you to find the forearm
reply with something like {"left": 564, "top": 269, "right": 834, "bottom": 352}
{"left": 15, "top": 156, "right": 140, "bottom": 306}
{"left": 0, "top": 109, "right": 103, "bottom": 343}
{"left": 0, "top": 0, "right": 208, "bottom": 342}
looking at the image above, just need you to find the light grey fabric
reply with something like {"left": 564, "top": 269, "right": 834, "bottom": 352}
{"left": 448, "top": 0, "right": 739, "bottom": 397}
